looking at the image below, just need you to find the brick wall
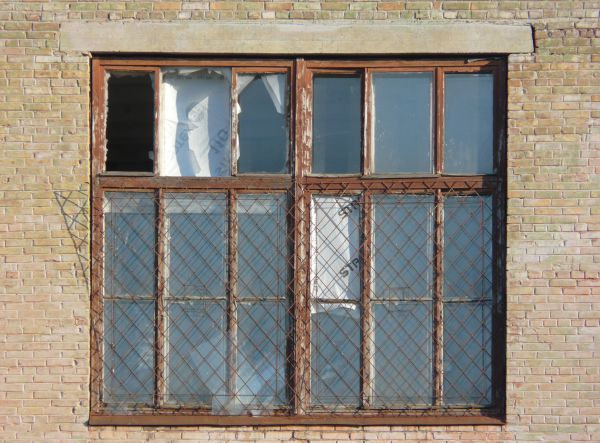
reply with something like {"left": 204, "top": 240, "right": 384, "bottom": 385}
{"left": 0, "top": 1, "right": 599, "bottom": 441}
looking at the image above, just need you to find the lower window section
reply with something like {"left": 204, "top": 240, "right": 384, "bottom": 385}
{"left": 98, "top": 190, "right": 500, "bottom": 417}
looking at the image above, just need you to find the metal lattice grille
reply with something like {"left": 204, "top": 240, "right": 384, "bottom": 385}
{"left": 96, "top": 186, "right": 500, "bottom": 414}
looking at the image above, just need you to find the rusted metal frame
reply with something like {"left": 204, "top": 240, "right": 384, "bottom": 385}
{"left": 91, "top": 59, "right": 107, "bottom": 177}
{"left": 152, "top": 68, "right": 161, "bottom": 176}
{"left": 90, "top": 185, "right": 105, "bottom": 413}
{"left": 302, "top": 176, "right": 499, "bottom": 192}
{"left": 233, "top": 67, "right": 289, "bottom": 74}
{"left": 154, "top": 189, "right": 166, "bottom": 408}
{"left": 363, "top": 69, "right": 372, "bottom": 176}
{"left": 304, "top": 59, "right": 502, "bottom": 70}
{"left": 95, "top": 58, "right": 295, "bottom": 69}
{"left": 360, "top": 191, "right": 373, "bottom": 408}
{"left": 89, "top": 411, "right": 505, "bottom": 426}
{"left": 433, "top": 189, "right": 444, "bottom": 407}
{"left": 97, "top": 175, "right": 292, "bottom": 190}
{"left": 226, "top": 190, "right": 239, "bottom": 404}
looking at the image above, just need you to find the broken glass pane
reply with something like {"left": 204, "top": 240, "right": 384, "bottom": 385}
{"left": 444, "top": 74, "right": 494, "bottom": 174}
{"left": 373, "top": 72, "right": 433, "bottom": 173}
{"left": 312, "top": 75, "right": 362, "bottom": 174}
{"left": 105, "top": 72, "right": 155, "bottom": 172}
{"left": 237, "top": 74, "right": 289, "bottom": 173}
{"left": 160, "top": 68, "right": 232, "bottom": 177}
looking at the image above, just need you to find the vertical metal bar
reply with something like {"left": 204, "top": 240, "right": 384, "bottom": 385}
{"left": 91, "top": 59, "right": 106, "bottom": 177}
{"left": 90, "top": 187, "right": 105, "bottom": 412}
{"left": 227, "top": 191, "right": 238, "bottom": 403}
{"left": 433, "top": 189, "right": 444, "bottom": 406}
{"left": 363, "top": 69, "right": 372, "bottom": 176}
{"left": 360, "top": 191, "right": 373, "bottom": 408}
{"left": 435, "top": 68, "right": 444, "bottom": 175}
{"left": 154, "top": 188, "right": 166, "bottom": 407}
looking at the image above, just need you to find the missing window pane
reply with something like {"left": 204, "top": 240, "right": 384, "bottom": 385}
{"left": 105, "top": 72, "right": 155, "bottom": 172}
{"left": 237, "top": 74, "right": 289, "bottom": 174}
{"left": 312, "top": 75, "right": 362, "bottom": 174}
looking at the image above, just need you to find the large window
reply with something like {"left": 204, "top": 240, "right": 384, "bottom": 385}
{"left": 91, "top": 58, "right": 506, "bottom": 425}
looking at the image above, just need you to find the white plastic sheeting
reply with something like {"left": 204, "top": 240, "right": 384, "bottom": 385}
{"left": 310, "top": 195, "right": 361, "bottom": 310}
{"left": 160, "top": 68, "right": 232, "bottom": 177}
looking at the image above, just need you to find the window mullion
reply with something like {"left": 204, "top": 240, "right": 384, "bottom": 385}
{"left": 435, "top": 67, "right": 444, "bottom": 174}
{"left": 155, "top": 188, "right": 167, "bottom": 407}
{"left": 360, "top": 191, "right": 373, "bottom": 408}
{"left": 227, "top": 190, "right": 239, "bottom": 403}
{"left": 433, "top": 189, "right": 444, "bottom": 406}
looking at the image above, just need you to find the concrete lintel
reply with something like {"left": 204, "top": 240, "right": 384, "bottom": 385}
{"left": 60, "top": 21, "right": 534, "bottom": 55}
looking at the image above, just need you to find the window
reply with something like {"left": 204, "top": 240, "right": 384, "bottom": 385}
{"left": 91, "top": 58, "right": 506, "bottom": 425}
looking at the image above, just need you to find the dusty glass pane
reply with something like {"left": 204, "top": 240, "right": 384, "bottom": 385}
{"left": 238, "top": 74, "right": 289, "bottom": 173}
{"left": 106, "top": 72, "right": 154, "bottom": 172}
{"left": 443, "top": 301, "right": 492, "bottom": 405}
{"left": 104, "top": 192, "right": 155, "bottom": 297}
{"left": 237, "top": 301, "right": 288, "bottom": 408}
{"left": 312, "top": 75, "right": 362, "bottom": 173}
{"left": 311, "top": 195, "right": 361, "bottom": 303}
{"left": 373, "top": 195, "right": 434, "bottom": 299}
{"left": 103, "top": 300, "right": 155, "bottom": 406}
{"left": 165, "top": 193, "right": 227, "bottom": 297}
{"left": 166, "top": 300, "right": 227, "bottom": 407}
{"left": 372, "top": 301, "right": 433, "bottom": 406}
{"left": 311, "top": 303, "right": 360, "bottom": 406}
{"left": 238, "top": 194, "right": 287, "bottom": 298}
{"left": 373, "top": 72, "right": 433, "bottom": 173}
{"left": 444, "top": 74, "right": 494, "bottom": 174}
{"left": 160, "top": 68, "right": 232, "bottom": 177}
{"left": 443, "top": 195, "right": 493, "bottom": 300}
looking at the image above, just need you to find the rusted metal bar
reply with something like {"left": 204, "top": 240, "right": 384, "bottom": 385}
{"left": 433, "top": 189, "right": 444, "bottom": 406}
{"left": 154, "top": 189, "right": 166, "bottom": 407}
{"left": 360, "top": 191, "right": 373, "bottom": 408}
{"left": 227, "top": 190, "right": 238, "bottom": 403}
{"left": 98, "top": 175, "right": 292, "bottom": 190}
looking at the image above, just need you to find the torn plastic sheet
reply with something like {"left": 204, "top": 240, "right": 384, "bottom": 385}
{"left": 160, "top": 68, "right": 232, "bottom": 177}
{"left": 310, "top": 195, "right": 361, "bottom": 312}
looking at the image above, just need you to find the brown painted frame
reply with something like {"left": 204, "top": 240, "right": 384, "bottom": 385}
{"left": 90, "top": 56, "right": 506, "bottom": 426}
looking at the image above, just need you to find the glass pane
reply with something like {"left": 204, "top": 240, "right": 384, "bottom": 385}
{"left": 238, "top": 74, "right": 289, "bottom": 173}
{"left": 443, "top": 195, "right": 493, "bottom": 300}
{"left": 372, "top": 301, "right": 433, "bottom": 406}
{"left": 238, "top": 194, "right": 287, "bottom": 298}
{"left": 106, "top": 72, "right": 154, "bottom": 172}
{"left": 311, "top": 195, "right": 361, "bottom": 303}
{"left": 103, "top": 300, "right": 155, "bottom": 406}
{"left": 373, "top": 195, "right": 434, "bottom": 299}
{"left": 312, "top": 75, "right": 362, "bottom": 173}
{"left": 166, "top": 300, "right": 227, "bottom": 407}
{"left": 311, "top": 303, "right": 360, "bottom": 406}
{"left": 104, "top": 192, "right": 155, "bottom": 297}
{"left": 373, "top": 72, "right": 433, "bottom": 173}
{"left": 165, "top": 193, "right": 227, "bottom": 297}
{"left": 237, "top": 301, "right": 288, "bottom": 409}
{"left": 444, "top": 73, "right": 494, "bottom": 174}
{"left": 160, "top": 68, "right": 232, "bottom": 177}
{"left": 444, "top": 301, "right": 492, "bottom": 405}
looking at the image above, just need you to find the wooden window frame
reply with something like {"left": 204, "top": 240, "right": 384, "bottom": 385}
{"left": 90, "top": 56, "right": 507, "bottom": 426}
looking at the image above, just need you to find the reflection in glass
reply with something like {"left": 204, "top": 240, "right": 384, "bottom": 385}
{"left": 238, "top": 194, "right": 287, "bottom": 298}
{"left": 311, "top": 304, "right": 361, "bottom": 406}
{"left": 104, "top": 300, "right": 155, "bottom": 405}
{"left": 104, "top": 192, "right": 155, "bottom": 297}
{"left": 312, "top": 75, "right": 362, "bottom": 173}
{"left": 373, "top": 72, "right": 433, "bottom": 173}
{"left": 373, "top": 195, "right": 434, "bottom": 299}
{"left": 238, "top": 74, "right": 289, "bottom": 173}
{"left": 444, "top": 74, "right": 494, "bottom": 174}
{"left": 373, "top": 302, "right": 432, "bottom": 406}
{"left": 165, "top": 193, "right": 227, "bottom": 297}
